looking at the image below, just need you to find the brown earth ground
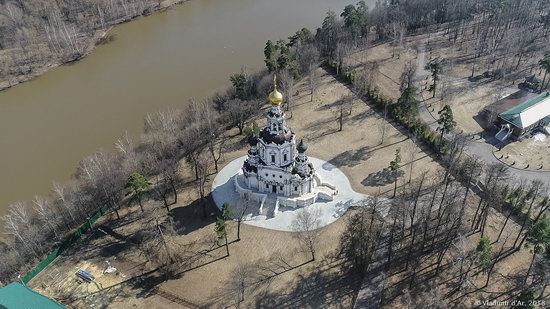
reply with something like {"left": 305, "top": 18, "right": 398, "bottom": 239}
{"left": 493, "top": 131, "right": 550, "bottom": 171}
{"left": 382, "top": 193, "right": 536, "bottom": 308}
{"left": 417, "top": 30, "right": 547, "bottom": 136}
{"left": 345, "top": 38, "right": 418, "bottom": 101}
{"left": 29, "top": 64, "right": 542, "bottom": 307}
{"left": 340, "top": 34, "right": 548, "bottom": 307}
{"left": 412, "top": 30, "right": 550, "bottom": 171}
{"left": 29, "top": 67, "right": 442, "bottom": 308}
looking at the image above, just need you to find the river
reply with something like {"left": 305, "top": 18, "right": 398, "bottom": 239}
{"left": 0, "top": 0, "right": 374, "bottom": 217}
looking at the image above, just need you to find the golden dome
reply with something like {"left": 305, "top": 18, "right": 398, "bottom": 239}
{"left": 268, "top": 75, "right": 283, "bottom": 105}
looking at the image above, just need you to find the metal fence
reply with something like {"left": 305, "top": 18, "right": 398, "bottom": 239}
{"left": 21, "top": 204, "right": 110, "bottom": 284}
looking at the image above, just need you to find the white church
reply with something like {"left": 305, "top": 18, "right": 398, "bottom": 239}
{"left": 238, "top": 76, "right": 337, "bottom": 209}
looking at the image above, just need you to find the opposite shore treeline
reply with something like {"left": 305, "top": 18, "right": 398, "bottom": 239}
{"left": 0, "top": 0, "right": 191, "bottom": 91}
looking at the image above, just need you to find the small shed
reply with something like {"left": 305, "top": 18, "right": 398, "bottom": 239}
{"left": 492, "top": 92, "right": 550, "bottom": 141}
{"left": 0, "top": 282, "right": 65, "bottom": 309}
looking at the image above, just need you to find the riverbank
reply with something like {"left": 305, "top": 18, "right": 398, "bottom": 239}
{"left": 0, "top": 0, "right": 189, "bottom": 92}
{"left": 0, "top": 0, "right": 355, "bottom": 220}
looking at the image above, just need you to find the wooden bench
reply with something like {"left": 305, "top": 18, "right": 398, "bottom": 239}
{"left": 75, "top": 269, "right": 95, "bottom": 283}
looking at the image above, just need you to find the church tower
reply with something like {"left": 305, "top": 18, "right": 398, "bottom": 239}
{"left": 242, "top": 75, "right": 316, "bottom": 197}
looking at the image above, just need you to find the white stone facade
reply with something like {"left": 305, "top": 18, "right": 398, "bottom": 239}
{"left": 239, "top": 79, "right": 334, "bottom": 208}
{"left": 242, "top": 104, "right": 316, "bottom": 199}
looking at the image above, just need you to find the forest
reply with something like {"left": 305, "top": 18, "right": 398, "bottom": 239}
{"left": 0, "top": 0, "right": 160, "bottom": 88}
{"left": 2, "top": 0, "right": 550, "bottom": 306}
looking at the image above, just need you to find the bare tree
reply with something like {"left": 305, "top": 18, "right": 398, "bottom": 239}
{"left": 32, "top": 195, "right": 60, "bottom": 240}
{"left": 138, "top": 208, "right": 177, "bottom": 269}
{"left": 224, "top": 263, "right": 255, "bottom": 308}
{"left": 196, "top": 151, "right": 211, "bottom": 218}
{"left": 3, "top": 202, "right": 40, "bottom": 258}
{"left": 291, "top": 207, "right": 322, "bottom": 261}
{"left": 309, "top": 66, "right": 319, "bottom": 102}
{"left": 233, "top": 195, "right": 252, "bottom": 241}
{"left": 400, "top": 61, "right": 417, "bottom": 92}
{"left": 279, "top": 68, "right": 295, "bottom": 118}
{"left": 450, "top": 233, "right": 474, "bottom": 291}
{"left": 335, "top": 96, "right": 352, "bottom": 131}
{"left": 377, "top": 104, "right": 390, "bottom": 145}
{"left": 339, "top": 198, "right": 384, "bottom": 274}
{"left": 297, "top": 44, "right": 320, "bottom": 75}
{"left": 225, "top": 99, "right": 260, "bottom": 135}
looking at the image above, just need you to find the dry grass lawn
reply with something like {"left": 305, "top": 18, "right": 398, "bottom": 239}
{"left": 29, "top": 67, "right": 443, "bottom": 308}
{"left": 499, "top": 135, "right": 550, "bottom": 170}
{"left": 417, "top": 30, "right": 547, "bottom": 135}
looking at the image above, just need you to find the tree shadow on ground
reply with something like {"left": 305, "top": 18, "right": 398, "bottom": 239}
{"left": 223, "top": 135, "right": 248, "bottom": 153}
{"left": 253, "top": 260, "right": 361, "bottom": 308}
{"left": 328, "top": 146, "right": 372, "bottom": 168}
{"left": 98, "top": 242, "right": 129, "bottom": 258}
{"left": 327, "top": 136, "right": 409, "bottom": 170}
{"left": 348, "top": 109, "right": 376, "bottom": 124}
{"left": 302, "top": 116, "right": 340, "bottom": 142}
{"left": 314, "top": 98, "right": 345, "bottom": 111}
{"left": 125, "top": 269, "right": 168, "bottom": 299}
{"left": 170, "top": 194, "right": 220, "bottom": 236}
{"left": 362, "top": 169, "right": 404, "bottom": 187}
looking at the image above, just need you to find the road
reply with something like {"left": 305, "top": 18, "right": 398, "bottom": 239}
{"left": 414, "top": 40, "right": 550, "bottom": 184}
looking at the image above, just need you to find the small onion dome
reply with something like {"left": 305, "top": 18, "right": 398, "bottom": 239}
{"left": 297, "top": 138, "right": 308, "bottom": 153}
{"left": 268, "top": 74, "right": 283, "bottom": 105}
{"left": 248, "top": 135, "right": 258, "bottom": 146}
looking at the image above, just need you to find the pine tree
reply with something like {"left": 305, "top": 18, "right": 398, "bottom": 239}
{"left": 436, "top": 105, "right": 456, "bottom": 152}
{"left": 126, "top": 172, "right": 151, "bottom": 212}
{"left": 389, "top": 149, "right": 402, "bottom": 198}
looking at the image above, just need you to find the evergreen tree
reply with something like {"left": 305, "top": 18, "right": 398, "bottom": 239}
{"left": 264, "top": 40, "right": 277, "bottom": 72}
{"left": 476, "top": 236, "right": 494, "bottom": 287}
{"left": 539, "top": 52, "right": 550, "bottom": 91}
{"left": 436, "top": 105, "right": 456, "bottom": 152}
{"left": 525, "top": 216, "right": 550, "bottom": 284}
{"left": 389, "top": 148, "right": 402, "bottom": 198}
{"left": 515, "top": 289, "right": 535, "bottom": 309}
{"left": 230, "top": 73, "right": 255, "bottom": 100}
{"left": 340, "top": 1, "right": 369, "bottom": 41}
{"left": 319, "top": 11, "right": 338, "bottom": 56}
{"left": 216, "top": 203, "right": 233, "bottom": 256}
{"left": 395, "top": 85, "right": 418, "bottom": 120}
{"left": 288, "top": 28, "right": 314, "bottom": 47}
{"left": 476, "top": 236, "right": 492, "bottom": 272}
{"left": 126, "top": 172, "right": 151, "bottom": 212}
{"left": 425, "top": 60, "right": 443, "bottom": 98}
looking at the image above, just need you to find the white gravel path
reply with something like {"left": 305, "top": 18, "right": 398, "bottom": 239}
{"left": 211, "top": 156, "right": 369, "bottom": 232}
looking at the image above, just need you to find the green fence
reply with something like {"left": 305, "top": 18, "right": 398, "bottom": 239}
{"left": 21, "top": 205, "right": 111, "bottom": 284}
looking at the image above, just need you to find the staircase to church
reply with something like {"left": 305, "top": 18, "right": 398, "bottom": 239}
{"left": 261, "top": 197, "right": 278, "bottom": 218}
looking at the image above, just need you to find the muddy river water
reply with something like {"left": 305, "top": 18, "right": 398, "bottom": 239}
{"left": 0, "top": 0, "right": 374, "bottom": 216}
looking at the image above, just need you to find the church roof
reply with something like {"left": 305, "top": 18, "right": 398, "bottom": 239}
{"left": 248, "top": 135, "right": 258, "bottom": 146}
{"left": 260, "top": 128, "right": 294, "bottom": 145}
{"left": 268, "top": 75, "right": 283, "bottom": 105}
{"left": 243, "top": 160, "right": 257, "bottom": 173}
{"left": 297, "top": 139, "right": 308, "bottom": 153}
